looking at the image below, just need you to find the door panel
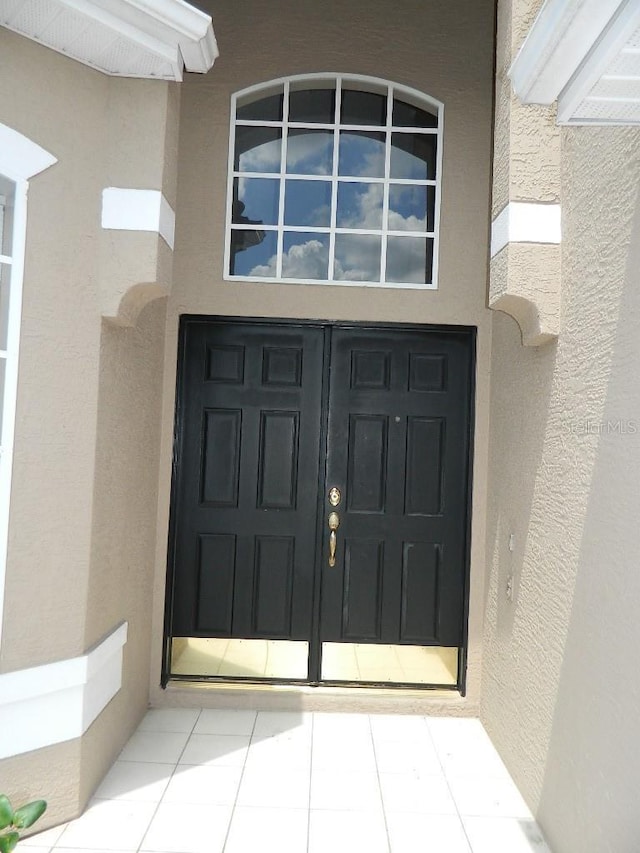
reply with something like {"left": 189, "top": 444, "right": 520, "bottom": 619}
{"left": 320, "top": 327, "right": 472, "bottom": 649}
{"left": 171, "top": 320, "right": 325, "bottom": 643}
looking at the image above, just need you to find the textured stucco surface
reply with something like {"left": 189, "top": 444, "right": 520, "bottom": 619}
{"left": 85, "top": 300, "right": 167, "bottom": 686}
{"left": 490, "top": 242, "right": 561, "bottom": 344}
{"left": 0, "top": 740, "right": 82, "bottom": 830}
{"left": 490, "top": 0, "right": 561, "bottom": 342}
{"left": 149, "top": 0, "right": 496, "bottom": 711}
{"left": 492, "top": 0, "right": 558, "bottom": 217}
{"left": 0, "top": 28, "right": 174, "bottom": 822}
{"left": 483, "top": 121, "right": 640, "bottom": 850}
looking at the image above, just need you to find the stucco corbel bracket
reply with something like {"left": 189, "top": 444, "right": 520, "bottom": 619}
{"left": 489, "top": 202, "right": 561, "bottom": 346}
{"left": 100, "top": 188, "right": 174, "bottom": 326}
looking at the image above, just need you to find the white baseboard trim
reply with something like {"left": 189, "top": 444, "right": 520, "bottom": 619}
{"left": 0, "top": 622, "right": 128, "bottom": 760}
{"left": 491, "top": 201, "right": 562, "bottom": 257}
{"left": 102, "top": 188, "right": 175, "bottom": 249}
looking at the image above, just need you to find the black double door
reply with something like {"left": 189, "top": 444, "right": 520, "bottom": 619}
{"left": 168, "top": 317, "right": 474, "bottom": 685}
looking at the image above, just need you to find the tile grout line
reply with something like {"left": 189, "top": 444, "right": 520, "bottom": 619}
{"left": 306, "top": 712, "right": 314, "bottom": 853}
{"left": 48, "top": 707, "right": 205, "bottom": 853}
{"left": 368, "top": 714, "right": 392, "bottom": 853}
{"left": 133, "top": 707, "right": 205, "bottom": 853}
{"left": 220, "top": 709, "right": 258, "bottom": 853}
{"left": 424, "top": 715, "right": 474, "bottom": 853}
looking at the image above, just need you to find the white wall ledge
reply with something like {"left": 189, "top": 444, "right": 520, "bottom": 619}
{"left": 102, "top": 188, "right": 175, "bottom": 249}
{"left": 0, "top": 622, "right": 128, "bottom": 759}
{"left": 491, "top": 202, "right": 562, "bottom": 258}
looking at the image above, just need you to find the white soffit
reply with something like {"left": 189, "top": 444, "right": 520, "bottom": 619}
{"left": 509, "top": 0, "right": 640, "bottom": 125}
{"left": 0, "top": 0, "right": 217, "bottom": 81}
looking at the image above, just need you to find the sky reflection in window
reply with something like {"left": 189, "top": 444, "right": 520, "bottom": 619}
{"left": 337, "top": 183, "right": 383, "bottom": 229}
{"left": 285, "top": 180, "right": 332, "bottom": 227}
{"left": 334, "top": 234, "right": 381, "bottom": 281}
{"left": 386, "top": 236, "right": 433, "bottom": 284}
{"left": 231, "top": 230, "right": 277, "bottom": 277}
{"left": 234, "top": 177, "right": 279, "bottom": 225}
{"left": 390, "top": 133, "right": 437, "bottom": 180}
{"left": 286, "top": 130, "right": 334, "bottom": 175}
{"left": 282, "top": 233, "right": 329, "bottom": 279}
{"left": 235, "top": 127, "right": 281, "bottom": 173}
{"left": 389, "top": 185, "right": 434, "bottom": 232}
{"left": 339, "top": 132, "right": 386, "bottom": 178}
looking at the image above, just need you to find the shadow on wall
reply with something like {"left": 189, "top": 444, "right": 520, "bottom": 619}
{"left": 536, "top": 156, "right": 640, "bottom": 852}
{"left": 480, "top": 308, "right": 559, "bottom": 794}
{"left": 483, "top": 314, "right": 558, "bottom": 637}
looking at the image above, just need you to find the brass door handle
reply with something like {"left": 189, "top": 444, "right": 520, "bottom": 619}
{"left": 328, "top": 511, "right": 340, "bottom": 567}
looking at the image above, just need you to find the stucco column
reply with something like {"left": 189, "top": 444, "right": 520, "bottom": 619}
{"left": 489, "top": 0, "right": 561, "bottom": 345}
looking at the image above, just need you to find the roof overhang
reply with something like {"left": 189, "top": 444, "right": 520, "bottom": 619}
{"left": 0, "top": 0, "right": 217, "bottom": 81}
{"left": 509, "top": 0, "right": 640, "bottom": 125}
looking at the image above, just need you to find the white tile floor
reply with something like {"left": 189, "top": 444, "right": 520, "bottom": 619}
{"left": 22, "top": 709, "right": 552, "bottom": 853}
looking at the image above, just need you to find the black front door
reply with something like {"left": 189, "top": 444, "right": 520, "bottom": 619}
{"left": 166, "top": 317, "right": 474, "bottom": 686}
{"left": 320, "top": 328, "right": 471, "bottom": 649}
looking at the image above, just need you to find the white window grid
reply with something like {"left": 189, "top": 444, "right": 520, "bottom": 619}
{"left": 224, "top": 74, "right": 444, "bottom": 289}
{"left": 0, "top": 175, "right": 26, "bottom": 642}
{"left": 0, "top": 187, "right": 15, "bottom": 451}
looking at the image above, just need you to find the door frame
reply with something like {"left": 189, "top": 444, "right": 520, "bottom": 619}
{"left": 162, "top": 316, "right": 476, "bottom": 694}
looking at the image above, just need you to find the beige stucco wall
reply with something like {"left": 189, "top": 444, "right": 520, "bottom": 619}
{"left": 149, "top": 0, "right": 496, "bottom": 710}
{"left": 0, "top": 29, "right": 174, "bottom": 825}
{"left": 483, "top": 116, "right": 640, "bottom": 851}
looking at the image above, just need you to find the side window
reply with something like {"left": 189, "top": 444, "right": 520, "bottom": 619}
{"left": 0, "top": 175, "right": 16, "bottom": 485}
{"left": 225, "top": 75, "right": 442, "bottom": 288}
{"left": 0, "top": 125, "right": 56, "bottom": 645}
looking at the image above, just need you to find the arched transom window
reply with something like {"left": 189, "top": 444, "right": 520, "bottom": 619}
{"left": 225, "top": 75, "right": 442, "bottom": 288}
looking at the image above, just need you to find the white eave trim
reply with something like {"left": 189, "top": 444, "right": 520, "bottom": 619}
{"left": 0, "top": 622, "right": 128, "bottom": 759}
{"left": 509, "top": 0, "right": 631, "bottom": 105}
{"left": 85, "top": 0, "right": 219, "bottom": 73}
{"left": 0, "top": 0, "right": 218, "bottom": 81}
{"left": 557, "top": 1, "right": 640, "bottom": 123}
{"left": 508, "top": 0, "right": 640, "bottom": 126}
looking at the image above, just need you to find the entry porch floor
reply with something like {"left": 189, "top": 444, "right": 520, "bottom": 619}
{"left": 23, "top": 709, "right": 551, "bottom": 853}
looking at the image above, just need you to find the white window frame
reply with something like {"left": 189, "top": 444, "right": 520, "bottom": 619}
{"left": 0, "top": 124, "right": 56, "bottom": 647}
{"left": 224, "top": 73, "right": 444, "bottom": 290}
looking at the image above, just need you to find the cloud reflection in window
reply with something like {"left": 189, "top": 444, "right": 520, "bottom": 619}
{"left": 286, "top": 130, "right": 333, "bottom": 175}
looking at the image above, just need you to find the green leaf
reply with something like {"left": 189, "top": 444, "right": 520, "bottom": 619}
{"left": 12, "top": 801, "right": 47, "bottom": 830}
{"left": 0, "top": 797, "right": 14, "bottom": 831}
{"left": 0, "top": 831, "right": 19, "bottom": 853}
